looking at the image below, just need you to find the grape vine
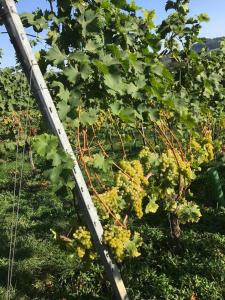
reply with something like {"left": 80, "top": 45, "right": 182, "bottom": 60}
{"left": 1, "top": 0, "right": 224, "bottom": 263}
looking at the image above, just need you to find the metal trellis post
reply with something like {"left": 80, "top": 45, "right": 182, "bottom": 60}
{"left": 0, "top": 1, "right": 129, "bottom": 299}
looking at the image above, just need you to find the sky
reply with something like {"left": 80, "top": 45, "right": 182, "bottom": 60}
{"left": 0, "top": 0, "right": 225, "bottom": 68}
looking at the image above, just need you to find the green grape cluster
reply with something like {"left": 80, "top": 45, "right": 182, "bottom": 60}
{"left": 160, "top": 149, "right": 179, "bottom": 185}
{"left": 190, "top": 129, "right": 214, "bottom": 165}
{"left": 73, "top": 226, "right": 96, "bottom": 260}
{"left": 116, "top": 160, "right": 148, "bottom": 218}
{"left": 138, "top": 146, "right": 199, "bottom": 219}
{"left": 93, "top": 187, "right": 124, "bottom": 220}
{"left": 161, "top": 149, "right": 195, "bottom": 185}
{"left": 139, "top": 146, "right": 159, "bottom": 173}
{"left": 103, "top": 225, "right": 131, "bottom": 262}
{"left": 176, "top": 151, "right": 195, "bottom": 181}
{"left": 203, "top": 129, "right": 214, "bottom": 161}
{"left": 95, "top": 110, "right": 107, "bottom": 130}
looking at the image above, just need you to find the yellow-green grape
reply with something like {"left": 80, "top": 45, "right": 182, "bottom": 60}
{"left": 203, "top": 128, "right": 213, "bottom": 143}
{"left": 116, "top": 160, "right": 148, "bottom": 218}
{"left": 161, "top": 148, "right": 195, "bottom": 183}
{"left": 89, "top": 251, "right": 97, "bottom": 260}
{"left": 93, "top": 187, "right": 122, "bottom": 220}
{"left": 119, "top": 160, "right": 148, "bottom": 186}
{"left": 103, "top": 225, "right": 131, "bottom": 262}
{"left": 202, "top": 129, "right": 214, "bottom": 161}
{"left": 178, "top": 157, "right": 195, "bottom": 181}
{"left": 139, "top": 147, "right": 152, "bottom": 172}
{"left": 73, "top": 226, "right": 95, "bottom": 259}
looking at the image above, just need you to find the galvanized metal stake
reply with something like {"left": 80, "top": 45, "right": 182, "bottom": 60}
{"left": 0, "top": 1, "right": 129, "bottom": 299}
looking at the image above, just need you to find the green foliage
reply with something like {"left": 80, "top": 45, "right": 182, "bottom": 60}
{"left": 0, "top": 157, "right": 224, "bottom": 299}
{"left": 124, "top": 216, "right": 225, "bottom": 300}
{"left": 0, "top": 159, "right": 109, "bottom": 299}
{"left": 0, "top": 67, "right": 33, "bottom": 113}
{"left": 0, "top": 0, "right": 225, "bottom": 298}
{"left": 0, "top": 68, "right": 41, "bottom": 157}
{"left": 32, "top": 134, "right": 74, "bottom": 190}
{"left": 21, "top": 0, "right": 167, "bottom": 126}
{"left": 14, "top": 0, "right": 225, "bottom": 261}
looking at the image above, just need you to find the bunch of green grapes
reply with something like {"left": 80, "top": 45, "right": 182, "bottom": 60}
{"left": 138, "top": 146, "right": 196, "bottom": 213}
{"left": 95, "top": 110, "right": 108, "bottom": 130}
{"left": 174, "top": 149, "right": 195, "bottom": 181}
{"left": 190, "top": 129, "right": 214, "bottom": 165}
{"left": 73, "top": 226, "right": 96, "bottom": 260}
{"left": 161, "top": 149, "right": 195, "bottom": 184}
{"left": 160, "top": 149, "right": 179, "bottom": 185}
{"left": 116, "top": 160, "right": 148, "bottom": 218}
{"left": 202, "top": 128, "right": 214, "bottom": 161}
{"left": 139, "top": 146, "right": 159, "bottom": 174}
{"left": 103, "top": 224, "right": 131, "bottom": 262}
{"left": 93, "top": 187, "right": 123, "bottom": 220}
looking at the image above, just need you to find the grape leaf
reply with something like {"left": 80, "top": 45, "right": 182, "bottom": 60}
{"left": 145, "top": 196, "right": 159, "bottom": 214}
{"left": 64, "top": 66, "right": 79, "bottom": 83}
{"left": 46, "top": 45, "right": 65, "bottom": 65}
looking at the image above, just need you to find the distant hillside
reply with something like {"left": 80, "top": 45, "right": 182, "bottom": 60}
{"left": 193, "top": 37, "right": 224, "bottom": 52}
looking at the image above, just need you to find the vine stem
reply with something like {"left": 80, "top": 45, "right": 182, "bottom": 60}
{"left": 84, "top": 130, "right": 106, "bottom": 190}
{"left": 137, "top": 127, "right": 157, "bottom": 153}
{"left": 154, "top": 122, "right": 184, "bottom": 199}
{"left": 108, "top": 113, "right": 127, "bottom": 159}
{"left": 161, "top": 120, "right": 186, "bottom": 160}
{"left": 155, "top": 122, "right": 181, "bottom": 168}
{"left": 77, "top": 113, "right": 126, "bottom": 228}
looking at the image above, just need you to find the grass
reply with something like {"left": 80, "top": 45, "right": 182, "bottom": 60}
{"left": 0, "top": 153, "right": 224, "bottom": 299}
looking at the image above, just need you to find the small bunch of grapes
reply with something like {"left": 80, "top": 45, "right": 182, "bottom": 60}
{"left": 73, "top": 226, "right": 96, "bottom": 260}
{"left": 103, "top": 224, "right": 131, "bottom": 262}
{"left": 202, "top": 128, "right": 214, "bottom": 161}
{"left": 190, "top": 129, "right": 214, "bottom": 165}
{"left": 95, "top": 110, "right": 108, "bottom": 130}
{"left": 93, "top": 187, "right": 123, "bottom": 220}
{"left": 160, "top": 149, "right": 179, "bottom": 185}
{"left": 116, "top": 160, "right": 148, "bottom": 218}
{"left": 139, "top": 146, "right": 159, "bottom": 173}
{"left": 161, "top": 148, "right": 195, "bottom": 185}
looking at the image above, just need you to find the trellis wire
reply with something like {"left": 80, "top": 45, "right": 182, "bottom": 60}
{"left": 6, "top": 69, "right": 33, "bottom": 299}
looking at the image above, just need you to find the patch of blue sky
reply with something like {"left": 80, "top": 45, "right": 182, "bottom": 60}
{"left": 0, "top": 0, "right": 224, "bottom": 67}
